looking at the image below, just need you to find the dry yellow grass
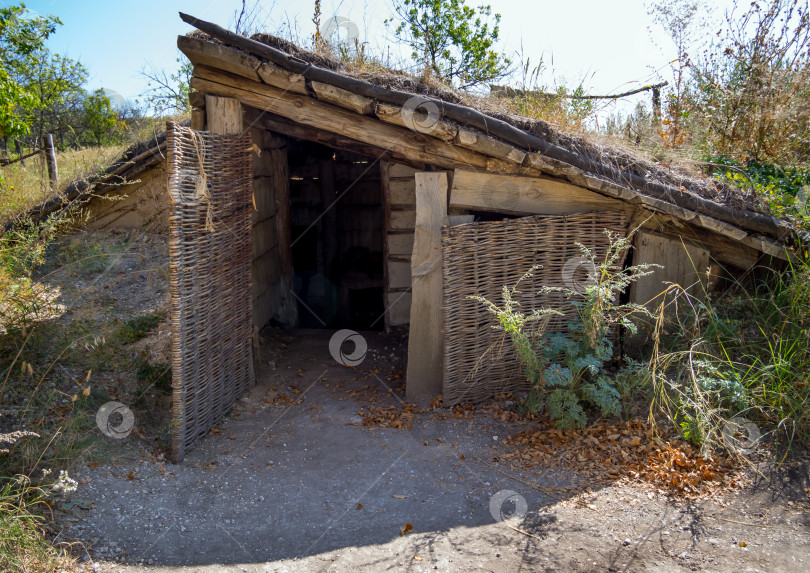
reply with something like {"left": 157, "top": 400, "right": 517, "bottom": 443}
{"left": 0, "top": 145, "right": 127, "bottom": 224}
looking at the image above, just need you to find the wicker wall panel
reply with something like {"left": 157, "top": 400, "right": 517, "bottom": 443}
{"left": 441, "top": 212, "right": 626, "bottom": 405}
{"left": 167, "top": 123, "right": 254, "bottom": 461}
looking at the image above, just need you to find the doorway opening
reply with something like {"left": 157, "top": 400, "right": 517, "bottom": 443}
{"left": 287, "top": 140, "right": 385, "bottom": 330}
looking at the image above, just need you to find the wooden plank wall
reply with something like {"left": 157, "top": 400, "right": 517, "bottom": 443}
{"left": 382, "top": 161, "right": 417, "bottom": 327}
{"left": 246, "top": 116, "right": 297, "bottom": 329}
{"left": 629, "top": 230, "right": 717, "bottom": 309}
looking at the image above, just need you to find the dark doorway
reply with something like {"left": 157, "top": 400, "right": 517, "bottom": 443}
{"left": 288, "top": 140, "right": 385, "bottom": 330}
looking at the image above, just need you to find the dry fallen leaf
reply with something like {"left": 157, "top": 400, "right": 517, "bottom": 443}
{"left": 356, "top": 504, "right": 363, "bottom": 510}
{"left": 413, "top": 554, "right": 423, "bottom": 561}
{"left": 399, "top": 522, "right": 414, "bottom": 536}
{"left": 459, "top": 455, "right": 466, "bottom": 461}
{"left": 392, "top": 494, "right": 407, "bottom": 499}
{"left": 82, "top": 386, "right": 91, "bottom": 397}
{"left": 127, "top": 471, "right": 135, "bottom": 480}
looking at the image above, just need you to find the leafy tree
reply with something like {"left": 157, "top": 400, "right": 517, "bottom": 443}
{"left": 386, "top": 0, "right": 511, "bottom": 89}
{"left": 13, "top": 48, "right": 89, "bottom": 146}
{"left": 140, "top": 55, "right": 193, "bottom": 116}
{"left": 81, "top": 89, "right": 118, "bottom": 146}
{"left": 0, "top": 4, "right": 60, "bottom": 140}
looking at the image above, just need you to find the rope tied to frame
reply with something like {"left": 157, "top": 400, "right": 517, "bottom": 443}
{"left": 189, "top": 129, "right": 215, "bottom": 232}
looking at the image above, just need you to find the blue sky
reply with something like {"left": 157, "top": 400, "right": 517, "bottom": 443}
{"left": 12, "top": 0, "right": 728, "bottom": 119}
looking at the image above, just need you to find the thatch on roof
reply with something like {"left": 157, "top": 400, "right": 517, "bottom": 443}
{"left": 178, "top": 12, "right": 797, "bottom": 249}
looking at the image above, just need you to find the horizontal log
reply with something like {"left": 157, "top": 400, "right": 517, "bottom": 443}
{"left": 390, "top": 209, "right": 416, "bottom": 229}
{"left": 250, "top": 108, "right": 425, "bottom": 170}
{"left": 178, "top": 35, "right": 262, "bottom": 81}
{"left": 450, "top": 169, "right": 627, "bottom": 216}
{"left": 374, "top": 103, "right": 458, "bottom": 141}
{"left": 455, "top": 128, "right": 526, "bottom": 164}
{"left": 311, "top": 81, "right": 374, "bottom": 114}
{"left": 256, "top": 62, "right": 307, "bottom": 94}
{"left": 387, "top": 232, "right": 415, "bottom": 255}
{"left": 190, "top": 66, "right": 491, "bottom": 170}
{"left": 388, "top": 179, "right": 415, "bottom": 205}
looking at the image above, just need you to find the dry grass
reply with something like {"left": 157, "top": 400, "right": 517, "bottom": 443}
{"left": 0, "top": 145, "right": 127, "bottom": 224}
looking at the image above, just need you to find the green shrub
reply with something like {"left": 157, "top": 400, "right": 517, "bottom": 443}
{"left": 473, "top": 229, "right": 658, "bottom": 428}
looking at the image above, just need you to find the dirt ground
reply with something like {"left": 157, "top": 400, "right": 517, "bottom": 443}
{"left": 27, "top": 229, "right": 810, "bottom": 572}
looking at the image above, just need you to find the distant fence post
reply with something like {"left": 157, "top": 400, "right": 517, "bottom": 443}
{"left": 42, "top": 134, "right": 57, "bottom": 187}
{"left": 14, "top": 139, "right": 25, "bottom": 168}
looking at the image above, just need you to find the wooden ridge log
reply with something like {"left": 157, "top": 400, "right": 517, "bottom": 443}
{"left": 177, "top": 12, "right": 792, "bottom": 240}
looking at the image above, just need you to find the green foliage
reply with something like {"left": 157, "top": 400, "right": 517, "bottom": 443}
{"left": 134, "top": 358, "right": 171, "bottom": 395}
{"left": 0, "top": 4, "right": 60, "bottom": 139}
{"left": 474, "top": 229, "right": 658, "bottom": 428}
{"left": 386, "top": 0, "right": 511, "bottom": 88}
{"left": 81, "top": 89, "right": 119, "bottom": 146}
{"left": 706, "top": 155, "right": 810, "bottom": 224}
{"left": 649, "top": 0, "right": 810, "bottom": 163}
{"left": 0, "top": 472, "right": 75, "bottom": 570}
{"left": 652, "top": 254, "right": 810, "bottom": 453}
{"left": 114, "top": 314, "right": 162, "bottom": 345}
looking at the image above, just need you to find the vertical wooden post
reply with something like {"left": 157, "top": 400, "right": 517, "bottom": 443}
{"left": 272, "top": 145, "right": 298, "bottom": 327}
{"left": 14, "top": 140, "right": 24, "bottom": 167}
{"left": 205, "top": 95, "right": 242, "bottom": 134}
{"left": 380, "top": 160, "right": 392, "bottom": 332}
{"left": 406, "top": 171, "right": 448, "bottom": 403}
{"left": 42, "top": 134, "right": 57, "bottom": 187}
{"left": 190, "top": 91, "right": 206, "bottom": 131}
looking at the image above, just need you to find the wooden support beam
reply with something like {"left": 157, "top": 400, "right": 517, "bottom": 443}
{"left": 205, "top": 95, "right": 242, "bottom": 134}
{"left": 190, "top": 66, "right": 490, "bottom": 170}
{"left": 406, "top": 172, "right": 448, "bottom": 403}
{"left": 455, "top": 128, "right": 526, "bottom": 164}
{"left": 191, "top": 108, "right": 206, "bottom": 131}
{"left": 271, "top": 145, "right": 298, "bottom": 327}
{"left": 311, "top": 81, "right": 374, "bottom": 114}
{"left": 450, "top": 169, "right": 627, "bottom": 216}
{"left": 252, "top": 109, "right": 425, "bottom": 169}
{"left": 256, "top": 62, "right": 308, "bottom": 94}
{"left": 374, "top": 103, "right": 458, "bottom": 142}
